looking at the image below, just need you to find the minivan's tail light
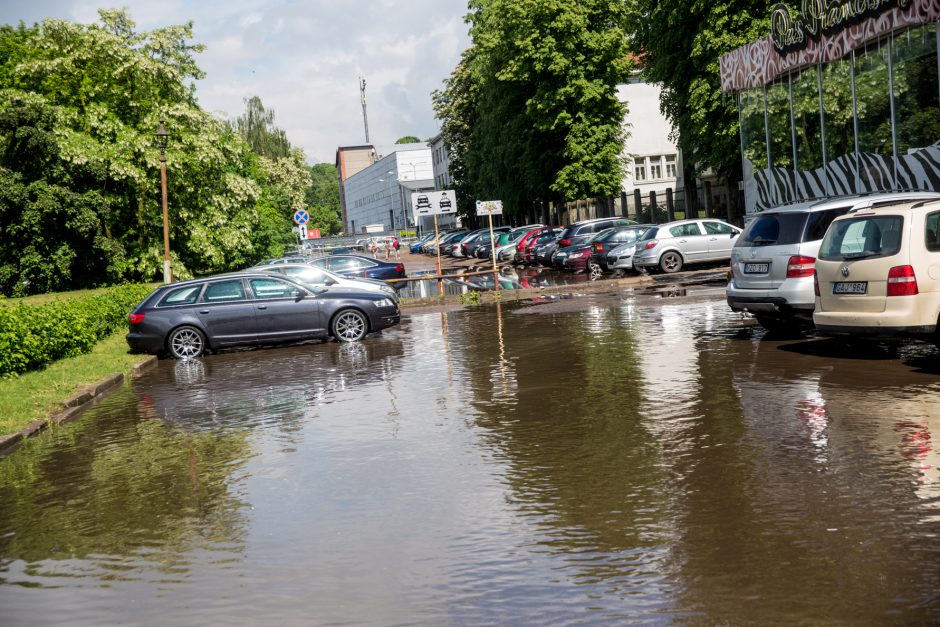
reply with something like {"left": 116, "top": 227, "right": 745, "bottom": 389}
{"left": 887, "top": 265, "right": 919, "bottom": 296}
{"left": 129, "top": 312, "right": 145, "bottom": 325}
{"left": 786, "top": 255, "right": 815, "bottom": 278}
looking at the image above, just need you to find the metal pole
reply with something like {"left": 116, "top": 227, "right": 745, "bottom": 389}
{"left": 434, "top": 213, "right": 443, "bottom": 296}
{"left": 160, "top": 148, "right": 171, "bottom": 284}
{"left": 488, "top": 213, "right": 499, "bottom": 292}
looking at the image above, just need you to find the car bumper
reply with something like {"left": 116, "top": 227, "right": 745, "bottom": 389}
{"left": 814, "top": 298, "right": 940, "bottom": 337}
{"left": 563, "top": 257, "right": 589, "bottom": 271}
{"left": 126, "top": 332, "right": 165, "bottom": 354}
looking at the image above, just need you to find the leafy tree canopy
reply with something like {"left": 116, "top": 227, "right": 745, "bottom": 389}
{"left": 394, "top": 136, "right": 421, "bottom": 144}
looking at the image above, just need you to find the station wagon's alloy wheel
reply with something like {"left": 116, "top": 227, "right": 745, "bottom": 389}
{"left": 168, "top": 325, "right": 206, "bottom": 359}
{"left": 332, "top": 309, "right": 368, "bottom": 342}
{"left": 659, "top": 251, "right": 683, "bottom": 273}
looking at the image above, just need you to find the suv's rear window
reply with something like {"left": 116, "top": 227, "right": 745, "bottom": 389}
{"left": 739, "top": 213, "right": 808, "bottom": 246}
{"left": 818, "top": 215, "right": 904, "bottom": 261}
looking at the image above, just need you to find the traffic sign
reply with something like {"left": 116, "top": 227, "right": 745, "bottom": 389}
{"left": 412, "top": 191, "right": 457, "bottom": 216}
{"left": 476, "top": 200, "right": 503, "bottom": 216}
{"left": 293, "top": 209, "right": 309, "bottom": 225}
{"left": 298, "top": 224, "right": 308, "bottom": 239}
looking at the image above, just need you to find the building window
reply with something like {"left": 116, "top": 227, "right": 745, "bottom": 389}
{"left": 665, "top": 154, "right": 677, "bottom": 178}
{"left": 634, "top": 158, "right": 646, "bottom": 181}
{"left": 649, "top": 156, "right": 662, "bottom": 180}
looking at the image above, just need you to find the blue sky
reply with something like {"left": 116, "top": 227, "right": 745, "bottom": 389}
{"left": 0, "top": 1, "right": 471, "bottom": 164}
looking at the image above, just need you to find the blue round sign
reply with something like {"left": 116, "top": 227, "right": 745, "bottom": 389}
{"left": 293, "top": 210, "right": 309, "bottom": 225}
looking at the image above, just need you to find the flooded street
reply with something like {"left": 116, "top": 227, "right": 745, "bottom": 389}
{"left": 3, "top": 286, "right": 940, "bottom": 624}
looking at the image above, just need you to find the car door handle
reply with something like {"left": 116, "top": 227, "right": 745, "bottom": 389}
{"left": 198, "top": 309, "right": 210, "bottom": 314}
{"left": 257, "top": 304, "right": 267, "bottom": 310}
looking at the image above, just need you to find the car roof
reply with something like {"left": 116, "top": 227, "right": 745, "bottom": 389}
{"left": 754, "top": 191, "right": 940, "bottom": 216}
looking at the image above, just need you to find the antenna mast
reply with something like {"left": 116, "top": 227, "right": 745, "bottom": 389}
{"left": 359, "top": 76, "right": 370, "bottom": 143}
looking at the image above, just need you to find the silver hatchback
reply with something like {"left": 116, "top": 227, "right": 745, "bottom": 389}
{"left": 633, "top": 219, "right": 741, "bottom": 273}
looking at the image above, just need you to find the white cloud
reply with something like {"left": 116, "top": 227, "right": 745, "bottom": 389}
{"left": 0, "top": 0, "right": 470, "bottom": 163}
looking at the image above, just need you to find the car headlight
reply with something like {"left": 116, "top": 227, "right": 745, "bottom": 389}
{"left": 374, "top": 298, "right": 395, "bottom": 308}
{"left": 381, "top": 285, "right": 396, "bottom": 296}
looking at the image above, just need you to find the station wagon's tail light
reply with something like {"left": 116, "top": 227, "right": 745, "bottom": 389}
{"left": 786, "top": 255, "right": 816, "bottom": 278}
{"left": 593, "top": 243, "right": 605, "bottom": 253}
{"left": 129, "top": 312, "right": 145, "bottom": 325}
{"left": 887, "top": 265, "right": 919, "bottom": 296}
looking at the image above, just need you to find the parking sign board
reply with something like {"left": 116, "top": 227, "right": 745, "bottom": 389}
{"left": 412, "top": 190, "right": 457, "bottom": 215}
{"left": 475, "top": 200, "right": 503, "bottom": 216}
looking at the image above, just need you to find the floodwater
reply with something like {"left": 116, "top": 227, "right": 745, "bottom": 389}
{"left": 3, "top": 286, "right": 940, "bottom": 624}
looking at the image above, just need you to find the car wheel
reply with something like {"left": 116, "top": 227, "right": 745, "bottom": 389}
{"left": 167, "top": 325, "right": 206, "bottom": 359}
{"left": 659, "top": 251, "right": 683, "bottom": 273}
{"left": 332, "top": 309, "right": 368, "bottom": 342}
{"left": 589, "top": 263, "right": 603, "bottom": 280}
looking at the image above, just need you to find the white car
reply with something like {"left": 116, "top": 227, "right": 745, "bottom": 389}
{"left": 249, "top": 263, "right": 399, "bottom": 302}
{"left": 814, "top": 198, "right": 940, "bottom": 341}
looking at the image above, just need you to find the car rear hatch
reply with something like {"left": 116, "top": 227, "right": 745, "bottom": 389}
{"left": 815, "top": 213, "right": 906, "bottom": 314}
{"left": 732, "top": 212, "right": 811, "bottom": 289}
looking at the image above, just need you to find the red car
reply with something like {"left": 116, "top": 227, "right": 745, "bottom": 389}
{"left": 514, "top": 227, "right": 561, "bottom": 265}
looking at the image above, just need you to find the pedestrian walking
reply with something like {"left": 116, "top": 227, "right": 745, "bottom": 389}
{"left": 392, "top": 238, "right": 401, "bottom": 260}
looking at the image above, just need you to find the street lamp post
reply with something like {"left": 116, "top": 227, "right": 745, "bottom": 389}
{"left": 155, "top": 119, "right": 171, "bottom": 284}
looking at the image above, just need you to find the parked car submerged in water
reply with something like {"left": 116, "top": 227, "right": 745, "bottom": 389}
{"left": 126, "top": 272, "right": 401, "bottom": 359}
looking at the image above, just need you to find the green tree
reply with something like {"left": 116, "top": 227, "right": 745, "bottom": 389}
{"left": 434, "top": 0, "right": 632, "bottom": 220}
{"left": 306, "top": 163, "right": 342, "bottom": 236}
{"left": 232, "top": 96, "right": 291, "bottom": 159}
{"left": 394, "top": 135, "right": 421, "bottom": 144}
{"left": 625, "top": 0, "right": 775, "bottom": 215}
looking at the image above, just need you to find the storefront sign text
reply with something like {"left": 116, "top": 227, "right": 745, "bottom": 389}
{"left": 771, "top": 0, "right": 912, "bottom": 53}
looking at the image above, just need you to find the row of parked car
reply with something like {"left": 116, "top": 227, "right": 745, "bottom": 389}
{"left": 126, "top": 253, "right": 408, "bottom": 359}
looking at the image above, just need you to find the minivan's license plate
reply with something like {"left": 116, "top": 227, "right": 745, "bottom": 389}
{"left": 743, "top": 263, "right": 769, "bottom": 273}
{"left": 833, "top": 282, "right": 867, "bottom": 294}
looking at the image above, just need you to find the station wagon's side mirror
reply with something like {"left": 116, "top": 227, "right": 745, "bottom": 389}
{"left": 293, "top": 288, "right": 306, "bottom": 301}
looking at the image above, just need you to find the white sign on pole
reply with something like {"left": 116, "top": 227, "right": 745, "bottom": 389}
{"left": 298, "top": 224, "right": 308, "bottom": 239}
{"left": 475, "top": 200, "right": 503, "bottom": 216}
{"left": 412, "top": 190, "right": 457, "bottom": 216}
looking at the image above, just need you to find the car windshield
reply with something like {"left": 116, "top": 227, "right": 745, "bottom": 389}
{"left": 818, "top": 215, "right": 904, "bottom": 260}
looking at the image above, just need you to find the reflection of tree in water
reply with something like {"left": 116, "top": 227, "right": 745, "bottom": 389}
{"left": 0, "top": 392, "right": 250, "bottom": 582}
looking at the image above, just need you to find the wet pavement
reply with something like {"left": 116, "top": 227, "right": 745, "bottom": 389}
{"left": 2, "top": 284, "right": 940, "bottom": 624}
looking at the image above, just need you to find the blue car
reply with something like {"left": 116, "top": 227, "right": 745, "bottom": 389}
{"left": 308, "top": 254, "right": 406, "bottom": 281}
{"left": 410, "top": 234, "right": 435, "bottom": 254}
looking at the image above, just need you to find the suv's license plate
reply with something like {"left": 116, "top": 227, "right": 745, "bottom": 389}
{"left": 743, "top": 263, "right": 769, "bottom": 273}
{"left": 833, "top": 281, "right": 867, "bottom": 294}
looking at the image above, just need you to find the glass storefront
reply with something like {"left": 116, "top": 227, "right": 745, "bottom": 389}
{"left": 739, "top": 24, "right": 940, "bottom": 213}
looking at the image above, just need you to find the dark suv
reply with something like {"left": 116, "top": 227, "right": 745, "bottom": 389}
{"left": 556, "top": 217, "right": 637, "bottom": 250}
{"left": 727, "top": 192, "right": 940, "bottom": 332}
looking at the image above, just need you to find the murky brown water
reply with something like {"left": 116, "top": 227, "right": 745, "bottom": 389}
{"left": 3, "top": 286, "right": 940, "bottom": 624}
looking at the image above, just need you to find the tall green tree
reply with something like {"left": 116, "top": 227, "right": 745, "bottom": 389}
{"left": 232, "top": 96, "right": 291, "bottom": 159}
{"left": 625, "top": 0, "right": 775, "bottom": 214}
{"left": 434, "top": 0, "right": 632, "bottom": 219}
{"left": 305, "top": 163, "right": 342, "bottom": 236}
{"left": 394, "top": 135, "right": 421, "bottom": 144}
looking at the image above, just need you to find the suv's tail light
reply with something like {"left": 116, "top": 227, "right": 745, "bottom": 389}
{"left": 786, "top": 255, "right": 815, "bottom": 278}
{"left": 129, "top": 312, "right": 145, "bottom": 325}
{"left": 887, "top": 265, "right": 919, "bottom": 296}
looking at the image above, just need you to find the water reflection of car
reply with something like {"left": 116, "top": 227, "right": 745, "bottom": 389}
{"left": 248, "top": 263, "right": 399, "bottom": 301}
{"left": 307, "top": 254, "right": 405, "bottom": 281}
{"left": 633, "top": 218, "right": 742, "bottom": 273}
{"left": 126, "top": 272, "right": 400, "bottom": 358}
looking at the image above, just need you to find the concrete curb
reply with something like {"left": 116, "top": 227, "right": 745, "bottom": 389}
{"left": 0, "top": 355, "right": 159, "bottom": 458}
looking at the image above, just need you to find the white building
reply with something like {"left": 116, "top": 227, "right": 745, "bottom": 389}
{"left": 342, "top": 144, "right": 434, "bottom": 235}
{"left": 618, "top": 77, "right": 679, "bottom": 197}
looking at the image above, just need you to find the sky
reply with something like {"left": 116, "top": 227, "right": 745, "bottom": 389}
{"left": 0, "top": 0, "right": 471, "bottom": 164}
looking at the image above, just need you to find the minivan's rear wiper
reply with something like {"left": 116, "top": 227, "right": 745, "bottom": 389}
{"left": 750, "top": 237, "right": 777, "bottom": 245}
{"left": 842, "top": 251, "right": 879, "bottom": 260}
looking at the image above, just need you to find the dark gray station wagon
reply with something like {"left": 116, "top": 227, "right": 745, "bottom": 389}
{"left": 126, "top": 272, "right": 400, "bottom": 359}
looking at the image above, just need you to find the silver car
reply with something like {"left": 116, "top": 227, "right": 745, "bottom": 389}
{"left": 245, "top": 263, "right": 400, "bottom": 303}
{"left": 633, "top": 219, "right": 742, "bottom": 273}
{"left": 727, "top": 191, "right": 940, "bottom": 332}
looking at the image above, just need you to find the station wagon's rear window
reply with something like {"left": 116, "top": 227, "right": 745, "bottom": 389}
{"left": 202, "top": 279, "right": 247, "bottom": 302}
{"left": 157, "top": 285, "right": 201, "bottom": 307}
{"left": 249, "top": 278, "right": 296, "bottom": 299}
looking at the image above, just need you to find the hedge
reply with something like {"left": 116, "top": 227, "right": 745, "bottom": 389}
{"left": 0, "top": 283, "right": 154, "bottom": 377}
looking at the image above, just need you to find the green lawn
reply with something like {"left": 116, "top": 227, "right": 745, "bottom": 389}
{"left": 0, "top": 331, "right": 153, "bottom": 436}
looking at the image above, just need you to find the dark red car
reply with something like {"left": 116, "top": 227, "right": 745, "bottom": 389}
{"left": 514, "top": 227, "right": 561, "bottom": 265}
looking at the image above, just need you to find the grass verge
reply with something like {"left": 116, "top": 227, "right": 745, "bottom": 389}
{"left": 0, "top": 330, "right": 151, "bottom": 436}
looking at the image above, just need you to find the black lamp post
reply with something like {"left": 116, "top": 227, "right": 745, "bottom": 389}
{"left": 155, "top": 119, "right": 171, "bottom": 283}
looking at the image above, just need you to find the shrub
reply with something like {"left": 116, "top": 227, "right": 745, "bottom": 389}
{"left": 0, "top": 283, "right": 153, "bottom": 377}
